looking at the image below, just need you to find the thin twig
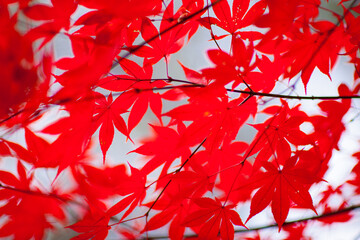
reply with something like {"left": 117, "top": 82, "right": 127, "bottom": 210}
{"left": 141, "top": 204, "right": 360, "bottom": 239}
{"left": 112, "top": 0, "right": 223, "bottom": 69}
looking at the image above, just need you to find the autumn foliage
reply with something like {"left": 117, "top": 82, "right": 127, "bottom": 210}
{"left": 1, "top": 0, "right": 360, "bottom": 239}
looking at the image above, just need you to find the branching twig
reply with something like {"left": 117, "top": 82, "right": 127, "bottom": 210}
{"left": 141, "top": 204, "right": 360, "bottom": 239}
{"left": 109, "top": 138, "right": 207, "bottom": 229}
{"left": 112, "top": 0, "right": 223, "bottom": 68}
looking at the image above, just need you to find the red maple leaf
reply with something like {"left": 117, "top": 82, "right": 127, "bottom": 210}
{"left": 183, "top": 197, "right": 246, "bottom": 240}
{"left": 24, "top": 0, "right": 77, "bottom": 48}
{"left": 255, "top": 0, "right": 320, "bottom": 45}
{"left": 201, "top": 37, "right": 258, "bottom": 89}
{"left": 0, "top": 9, "right": 39, "bottom": 120}
{"left": 245, "top": 158, "right": 317, "bottom": 228}
{"left": 39, "top": 95, "right": 95, "bottom": 176}
{"left": 131, "top": 1, "right": 191, "bottom": 65}
{"left": 142, "top": 165, "right": 215, "bottom": 239}
{"left": 92, "top": 92, "right": 128, "bottom": 161}
{"left": 99, "top": 58, "right": 166, "bottom": 134}
{"left": 283, "top": 223, "right": 310, "bottom": 240}
{"left": 283, "top": 21, "right": 347, "bottom": 89}
{"left": 68, "top": 204, "right": 110, "bottom": 240}
{"left": 132, "top": 124, "right": 191, "bottom": 176}
{"left": 77, "top": 0, "right": 162, "bottom": 23}
{"left": 104, "top": 165, "right": 147, "bottom": 221}
{"left": 317, "top": 205, "right": 352, "bottom": 225}
{"left": 71, "top": 163, "right": 131, "bottom": 201}
{"left": 166, "top": 93, "right": 257, "bottom": 152}
{"left": 0, "top": 161, "right": 66, "bottom": 240}
{"left": 249, "top": 100, "right": 311, "bottom": 167}
{"left": 200, "top": 0, "right": 266, "bottom": 39}
{"left": 143, "top": 194, "right": 192, "bottom": 240}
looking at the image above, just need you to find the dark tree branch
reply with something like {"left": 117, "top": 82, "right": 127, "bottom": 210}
{"left": 97, "top": 76, "right": 360, "bottom": 100}
{"left": 0, "top": 183, "right": 85, "bottom": 208}
{"left": 112, "top": 0, "right": 223, "bottom": 68}
{"left": 141, "top": 204, "right": 360, "bottom": 239}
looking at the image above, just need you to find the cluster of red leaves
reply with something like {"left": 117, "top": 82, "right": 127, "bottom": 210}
{"left": 1, "top": 0, "right": 360, "bottom": 239}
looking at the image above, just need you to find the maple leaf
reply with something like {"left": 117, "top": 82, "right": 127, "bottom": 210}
{"left": 92, "top": 92, "right": 128, "bottom": 161}
{"left": 344, "top": 11, "right": 360, "bottom": 49}
{"left": 255, "top": 0, "right": 320, "bottom": 45}
{"left": 54, "top": 34, "right": 120, "bottom": 101}
{"left": 199, "top": 35, "right": 281, "bottom": 93}
{"left": 132, "top": 124, "right": 191, "bottom": 176}
{"left": 200, "top": 0, "right": 266, "bottom": 39}
{"left": 245, "top": 158, "right": 317, "bottom": 228}
{"left": 245, "top": 53, "right": 286, "bottom": 93}
{"left": 180, "top": 141, "right": 251, "bottom": 203}
{"left": 282, "top": 21, "right": 347, "bottom": 89}
{"left": 105, "top": 166, "right": 147, "bottom": 221}
{"left": 72, "top": 0, "right": 163, "bottom": 50}
{"left": 55, "top": 35, "right": 94, "bottom": 71}
{"left": 172, "top": 166, "right": 215, "bottom": 198}
{"left": 183, "top": 197, "right": 246, "bottom": 240}
{"left": 308, "top": 84, "right": 352, "bottom": 164}
{"left": 0, "top": 161, "right": 66, "bottom": 240}
{"left": 291, "top": 149, "right": 324, "bottom": 184}
{"left": 166, "top": 93, "right": 257, "bottom": 152}
{"left": 143, "top": 196, "right": 192, "bottom": 240}
{"left": 204, "top": 142, "right": 253, "bottom": 203}
{"left": 142, "top": 165, "right": 215, "bottom": 239}
{"left": 249, "top": 100, "right": 311, "bottom": 167}
{"left": 70, "top": 164, "right": 131, "bottom": 201}
{"left": 99, "top": 58, "right": 166, "bottom": 134}
{"left": 0, "top": 9, "right": 39, "bottom": 120}
{"left": 131, "top": 1, "right": 191, "bottom": 65}
{"left": 283, "top": 223, "right": 311, "bottom": 240}
{"left": 70, "top": 165, "right": 147, "bottom": 238}
{"left": 40, "top": 94, "right": 96, "bottom": 176}
{"left": 23, "top": 128, "right": 55, "bottom": 168}
{"left": 24, "top": 0, "right": 77, "bottom": 48}
{"left": 0, "top": 139, "right": 11, "bottom": 156}
{"left": 68, "top": 204, "right": 110, "bottom": 240}
{"left": 178, "top": 0, "right": 205, "bottom": 42}
{"left": 317, "top": 205, "right": 352, "bottom": 225}
{"left": 201, "top": 37, "right": 258, "bottom": 89}
{"left": 77, "top": 0, "right": 162, "bottom": 23}
{"left": 348, "top": 152, "right": 360, "bottom": 194}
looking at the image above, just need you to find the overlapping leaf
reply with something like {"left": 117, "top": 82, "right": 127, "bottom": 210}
{"left": 0, "top": 161, "right": 66, "bottom": 240}
{"left": 200, "top": 0, "right": 266, "bottom": 38}
{"left": 245, "top": 158, "right": 317, "bottom": 228}
{"left": 183, "top": 198, "right": 246, "bottom": 240}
